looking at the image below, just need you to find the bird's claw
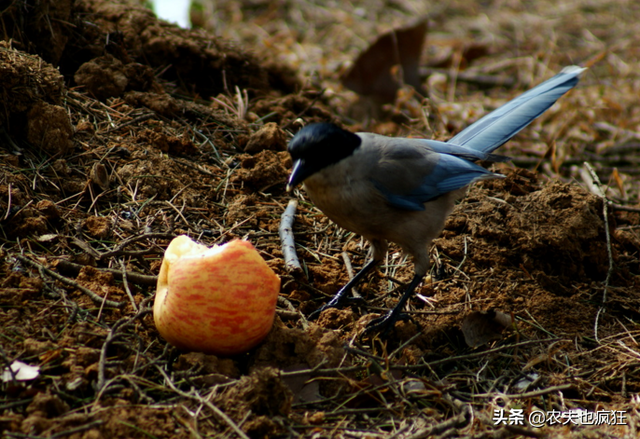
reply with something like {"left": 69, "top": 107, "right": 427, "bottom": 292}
{"left": 363, "top": 310, "right": 412, "bottom": 337}
{"left": 308, "top": 296, "right": 367, "bottom": 320}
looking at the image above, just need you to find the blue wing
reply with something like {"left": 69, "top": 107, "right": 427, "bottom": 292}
{"left": 369, "top": 66, "right": 585, "bottom": 211}
{"left": 370, "top": 145, "right": 498, "bottom": 211}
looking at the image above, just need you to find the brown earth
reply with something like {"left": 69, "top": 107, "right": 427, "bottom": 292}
{"left": 1, "top": 0, "right": 640, "bottom": 438}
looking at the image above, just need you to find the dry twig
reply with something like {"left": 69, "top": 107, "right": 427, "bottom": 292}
{"left": 582, "top": 162, "right": 614, "bottom": 342}
{"left": 96, "top": 297, "right": 153, "bottom": 391}
{"left": 279, "top": 199, "right": 302, "bottom": 272}
{"left": 16, "top": 255, "right": 123, "bottom": 308}
{"left": 155, "top": 365, "right": 251, "bottom": 439}
{"left": 56, "top": 259, "right": 157, "bottom": 286}
{"left": 405, "top": 404, "right": 471, "bottom": 439}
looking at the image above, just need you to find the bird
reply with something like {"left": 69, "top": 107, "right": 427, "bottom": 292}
{"left": 286, "top": 65, "right": 585, "bottom": 334}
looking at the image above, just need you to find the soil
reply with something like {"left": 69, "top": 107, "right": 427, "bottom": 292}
{"left": 1, "top": 0, "right": 640, "bottom": 438}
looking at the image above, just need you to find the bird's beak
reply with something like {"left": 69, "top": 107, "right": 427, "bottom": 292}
{"left": 287, "top": 159, "right": 306, "bottom": 192}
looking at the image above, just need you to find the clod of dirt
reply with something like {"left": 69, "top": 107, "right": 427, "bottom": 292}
{"left": 26, "top": 392, "right": 70, "bottom": 420}
{"left": 124, "top": 91, "right": 181, "bottom": 117}
{"left": 316, "top": 307, "right": 357, "bottom": 330}
{"left": 0, "top": 41, "right": 65, "bottom": 111}
{"left": 251, "top": 94, "right": 333, "bottom": 125}
{"left": 75, "top": 55, "right": 129, "bottom": 100}
{"left": 252, "top": 319, "right": 345, "bottom": 370}
{"left": 91, "top": 405, "right": 182, "bottom": 439}
{"left": 22, "top": 338, "right": 57, "bottom": 356}
{"left": 225, "top": 194, "right": 258, "bottom": 224}
{"left": 68, "top": 266, "right": 126, "bottom": 309}
{"left": 122, "top": 62, "right": 158, "bottom": 92}
{"left": 136, "top": 129, "right": 197, "bottom": 155}
{"left": 77, "top": 266, "right": 115, "bottom": 285}
{"left": 174, "top": 352, "right": 239, "bottom": 378}
{"left": 244, "top": 122, "right": 287, "bottom": 153}
{"left": 214, "top": 367, "right": 292, "bottom": 438}
{"left": 0, "top": 273, "right": 43, "bottom": 301}
{"left": 306, "top": 258, "right": 348, "bottom": 294}
{"left": 74, "top": 55, "right": 161, "bottom": 101}
{"left": 35, "top": 200, "right": 61, "bottom": 222}
{"left": 51, "top": 159, "right": 72, "bottom": 175}
{"left": 60, "top": 346, "right": 101, "bottom": 393}
{"left": 83, "top": 216, "right": 111, "bottom": 239}
{"left": 7, "top": 209, "right": 49, "bottom": 237}
{"left": 0, "top": 41, "right": 65, "bottom": 138}
{"left": 233, "top": 150, "right": 290, "bottom": 191}
{"left": 117, "top": 155, "right": 200, "bottom": 201}
{"left": 26, "top": 102, "right": 74, "bottom": 155}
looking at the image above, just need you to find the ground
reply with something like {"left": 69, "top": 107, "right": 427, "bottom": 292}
{"left": 1, "top": 0, "right": 640, "bottom": 438}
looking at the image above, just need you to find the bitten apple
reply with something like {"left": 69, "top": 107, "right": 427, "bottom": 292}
{"left": 154, "top": 235, "right": 280, "bottom": 355}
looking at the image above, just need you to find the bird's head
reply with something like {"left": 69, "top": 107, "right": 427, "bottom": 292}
{"left": 286, "top": 123, "right": 362, "bottom": 191}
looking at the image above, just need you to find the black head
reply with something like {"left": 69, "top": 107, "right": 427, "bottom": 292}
{"left": 287, "top": 123, "right": 362, "bottom": 189}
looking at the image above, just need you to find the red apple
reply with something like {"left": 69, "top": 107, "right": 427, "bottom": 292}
{"left": 153, "top": 235, "right": 280, "bottom": 355}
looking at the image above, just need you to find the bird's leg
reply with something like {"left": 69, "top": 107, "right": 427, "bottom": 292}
{"left": 308, "top": 258, "right": 378, "bottom": 320}
{"left": 364, "top": 246, "right": 431, "bottom": 335}
{"left": 364, "top": 273, "right": 424, "bottom": 336}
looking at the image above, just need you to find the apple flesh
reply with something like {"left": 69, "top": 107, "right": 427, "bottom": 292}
{"left": 154, "top": 235, "right": 280, "bottom": 356}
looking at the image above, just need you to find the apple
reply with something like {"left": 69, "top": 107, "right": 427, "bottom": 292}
{"left": 153, "top": 235, "right": 280, "bottom": 355}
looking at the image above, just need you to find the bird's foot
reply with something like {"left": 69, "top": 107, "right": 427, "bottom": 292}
{"left": 308, "top": 295, "right": 366, "bottom": 320}
{"left": 363, "top": 308, "right": 412, "bottom": 337}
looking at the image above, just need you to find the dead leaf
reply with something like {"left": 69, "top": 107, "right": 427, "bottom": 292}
{"left": 2, "top": 361, "right": 40, "bottom": 382}
{"left": 282, "top": 363, "right": 322, "bottom": 404}
{"left": 611, "top": 167, "right": 626, "bottom": 198}
{"left": 341, "top": 19, "right": 428, "bottom": 104}
{"left": 461, "top": 309, "right": 514, "bottom": 348}
{"left": 90, "top": 162, "right": 110, "bottom": 192}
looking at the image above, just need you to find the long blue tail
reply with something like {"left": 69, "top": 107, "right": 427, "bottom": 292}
{"left": 447, "top": 66, "right": 586, "bottom": 153}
